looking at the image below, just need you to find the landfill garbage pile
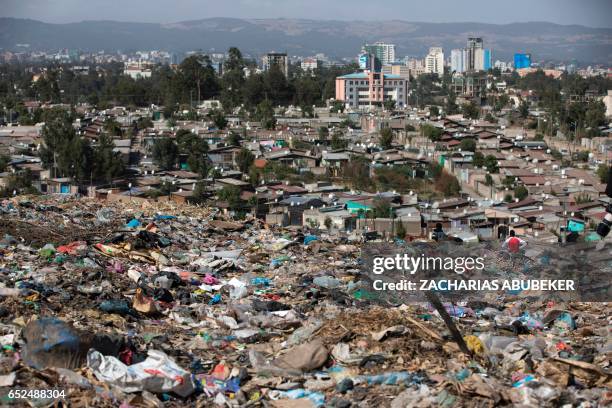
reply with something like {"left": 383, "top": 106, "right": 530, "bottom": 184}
{"left": 0, "top": 196, "right": 610, "bottom": 407}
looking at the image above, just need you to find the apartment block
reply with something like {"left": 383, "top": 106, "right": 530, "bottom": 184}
{"left": 262, "top": 52, "right": 289, "bottom": 77}
{"left": 335, "top": 71, "right": 408, "bottom": 109}
{"left": 425, "top": 47, "right": 444, "bottom": 77}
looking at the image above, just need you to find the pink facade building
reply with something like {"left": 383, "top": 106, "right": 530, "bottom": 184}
{"left": 335, "top": 71, "right": 408, "bottom": 109}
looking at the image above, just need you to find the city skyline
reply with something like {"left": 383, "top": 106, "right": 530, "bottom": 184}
{"left": 2, "top": 0, "right": 612, "bottom": 28}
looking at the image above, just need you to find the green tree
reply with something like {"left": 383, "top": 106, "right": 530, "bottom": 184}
{"left": 379, "top": 127, "right": 394, "bottom": 150}
{"left": 330, "top": 99, "right": 344, "bottom": 113}
{"left": 344, "top": 156, "right": 373, "bottom": 191}
{"left": 384, "top": 99, "right": 396, "bottom": 111}
{"left": 209, "top": 109, "right": 228, "bottom": 130}
{"left": 39, "top": 108, "right": 88, "bottom": 179}
{"left": 254, "top": 99, "right": 277, "bottom": 130}
{"left": 227, "top": 132, "right": 242, "bottom": 147}
{"left": 103, "top": 118, "right": 121, "bottom": 136}
{"left": 435, "top": 170, "right": 461, "bottom": 197}
{"left": 137, "top": 116, "right": 154, "bottom": 130}
{"left": 0, "top": 155, "right": 10, "bottom": 172}
{"left": 93, "top": 133, "right": 124, "bottom": 183}
{"left": 473, "top": 151, "right": 485, "bottom": 167}
{"left": 152, "top": 138, "right": 178, "bottom": 170}
{"left": 318, "top": 126, "right": 329, "bottom": 140}
{"left": 217, "top": 185, "right": 243, "bottom": 209}
{"left": 331, "top": 131, "right": 348, "bottom": 150}
{"left": 1, "top": 169, "right": 38, "bottom": 197}
{"left": 176, "top": 130, "right": 209, "bottom": 175}
{"left": 484, "top": 113, "right": 498, "bottom": 123}
{"left": 395, "top": 221, "right": 406, "bottom": 239}
{"left": 575, "top": 151, "right": 590, "bottom": 162}
{"left": 459, "top": 138, "right": 476, "bottom": 152}
{"left": 462, "top": 102, "right": 480, "bottom": 119}
{"left": 421, "top": 124, "right": 443, "bottom": 141}
{"left": 338, "top": 118, "right": 355, "bottom": 129}
{"left": 445, "top": 90, "right": 459, "bottom": 115}
{"left": 248, "top": 166, "right": 261, "bottom": 187}
{"left": 220, "top": 47, "right": 246, "bottom": 112}
{"left": 585, "top": 100, "right": 606, "bottom": 130}
{"left": 519, "top": 100, "right": 529, "bottom": 119}
{"left": 264, "top": 64, "right": 292, "bottom": 106}
{"left": 596, "top": 164, "right": 610, "bottom": 184}
{"left": 192, "top": 181, "right": 208, "bottom": 203}
{"left": 514, "top": 185, "right": 529, "bottom": 201}
{"left": 372, "top": 198, "right": 392, "bottom": 218}
{"left": 178, "top": 55, "right": 220, "bottom": 104}
{"left": 236, "top": 148, "right": 255, "bottom": 173}
{"left": 484, "top": 155, "right": 499, "bottom": 173}
{"left": 429, "top": 106, "right": 440, "bottom": 117}
{"left": 494, "top": 94, "right": 509, "bottom": 112}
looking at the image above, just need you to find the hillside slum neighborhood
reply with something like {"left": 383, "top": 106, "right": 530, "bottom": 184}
{"left": 0, "top": 98, "right": 611, "bottom": 407}
{"left": 1, "top": 102, "right": 612, "bottom": 244}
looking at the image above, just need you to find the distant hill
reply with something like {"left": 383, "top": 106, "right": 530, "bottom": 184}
{"left": 1, "top": 17, "right": 611, "bottom": 64}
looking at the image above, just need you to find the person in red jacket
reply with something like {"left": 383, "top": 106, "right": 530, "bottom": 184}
{"left": 502, "top": 230, "right": 527, "bottom": 253}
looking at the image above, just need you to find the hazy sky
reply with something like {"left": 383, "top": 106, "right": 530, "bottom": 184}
{"left": 2, "top": 0, "right": 611, "bottom": 28}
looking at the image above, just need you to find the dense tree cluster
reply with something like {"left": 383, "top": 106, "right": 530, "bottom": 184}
{"left": 0, "top": 48, "right": 359, "bottom": 125}
{"left": 39, "top": 108, "right": 123, "bottom": 183}
{"left": 512, "top": 71, "right": 611, "bottom": 137}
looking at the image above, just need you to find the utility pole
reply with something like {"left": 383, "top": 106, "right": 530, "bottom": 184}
{"left": 390, "top": 206, "right": 394, "bottom": 240}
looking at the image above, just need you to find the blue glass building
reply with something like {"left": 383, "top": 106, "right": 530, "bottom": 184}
{"left": 514, "top": 53, "right": 531, "bottom": 69}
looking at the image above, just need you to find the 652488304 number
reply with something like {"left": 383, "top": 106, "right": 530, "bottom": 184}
{"left": 7, "top": 389, "right": 66, "bottom": 400}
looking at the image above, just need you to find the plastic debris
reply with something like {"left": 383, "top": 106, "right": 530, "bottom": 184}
{"left": 87, "top": 349, "right": 195, "bottom": 397}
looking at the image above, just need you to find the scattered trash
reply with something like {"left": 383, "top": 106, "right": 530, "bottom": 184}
{"left": 0, "top": 196, "right": 608, "bottom": 406}
{"left": 87, "top": 349, "right": 195, "bottom": 397}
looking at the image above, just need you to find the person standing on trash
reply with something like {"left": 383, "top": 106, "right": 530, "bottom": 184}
{"left": 502, "top": 230, "right": 527, "bottom": 253}
{"left": 431, "top": 223, "right": 447, "bottom": 242}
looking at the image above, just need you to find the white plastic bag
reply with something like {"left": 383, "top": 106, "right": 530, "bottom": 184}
{"left": 87, "top": 349, "right": 195, "bottom": 397}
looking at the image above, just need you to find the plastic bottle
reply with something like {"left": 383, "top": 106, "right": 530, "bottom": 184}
{"left": 313, "top": 276, "right": 341, "bottom": 289}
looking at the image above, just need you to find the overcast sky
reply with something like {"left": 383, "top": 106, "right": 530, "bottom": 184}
{"left": 2, "top": 0, "right": 611, "bottom": 28}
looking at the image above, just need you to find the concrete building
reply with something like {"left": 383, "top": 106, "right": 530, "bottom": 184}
{"left": 516, "top": 68, "right": 563, "bottom": 79}
{"left": 604, "top": 90, "right": 612, "bottom": 118}
{"left": 123, "top": 62, "right": 152, "bottom": 79}
{"left": 451, "top": 74, "right": 488, "bottom": 97}
{"left": 301, "top": 57, "right": 318, "bottom": 71}
{"left": 335, "top": 71, "right": 408, "bottom": 109}
{"left": 474, "top": 48, "right": 492, "bottom": 71}
{"left": 425, "top": 47, "right": 444, "bottom": 77}
{"left": 466, "top": 37, "right": 484, "bottom": 71}
{"left": 406, "top": 58, "right": 426, "bottom": 77}
{"left": 451, "top": 39, "right": 491, "bottom": 73}
{"left": 451, "top": 49, "right": 467, "bottom": 73}
{"left": 514, "top": 53, "right": 532, "bottom": 69}
{"left": 381, "top": 64, "right": 411, "bottom": 80}
{"left": 262, "top": 52, "right": 289, "bottom": 77}
{"left": 362, "top": 42, "right": 396, "bottom": 66}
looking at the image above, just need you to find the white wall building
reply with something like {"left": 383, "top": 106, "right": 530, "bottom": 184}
{"left": 123, "top": 62, "right": 152, "bottom": 79}
{"left": 425, "top": 47, "right": 444, "bottom": 77}
{"left": 363, "top": 42, "right": 396, "bottom": 66}
{"left": 301, "top": 57, "right": 318, "bottom": 71}
{"left": 451, "top": 49, "right": 467, "bottom": 73}
{"left": 604, "top": 90, "right": 612, "bottom": 118}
